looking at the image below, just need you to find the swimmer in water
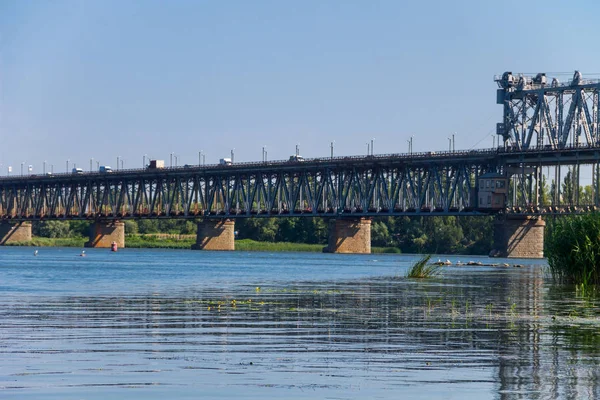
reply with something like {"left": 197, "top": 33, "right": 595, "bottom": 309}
{"left": 80, "top": 250, "right": 86, "bottom": 257}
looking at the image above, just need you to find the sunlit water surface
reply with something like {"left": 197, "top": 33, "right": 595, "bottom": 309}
{"left": 1, "top": 247, "right": 600, "bottom": 399}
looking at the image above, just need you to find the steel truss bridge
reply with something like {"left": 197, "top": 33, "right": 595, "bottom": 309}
{"left": 1, "top": 144, "right": 600, "bottom": 221}
{"left": 2, "top": 71, "right": 600, "bottom": 222}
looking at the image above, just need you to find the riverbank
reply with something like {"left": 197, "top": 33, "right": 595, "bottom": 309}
{"left": 4, "top": 235, "right": 401, "bottom": 253}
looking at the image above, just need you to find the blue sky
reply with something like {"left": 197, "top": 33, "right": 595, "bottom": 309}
{"left": 1, "top": 0, "right": 599, "bottom": 173}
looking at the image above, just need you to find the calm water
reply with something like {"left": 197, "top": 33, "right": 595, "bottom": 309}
{"left": 1, "top": 247, "right": 600, "bottom": 399}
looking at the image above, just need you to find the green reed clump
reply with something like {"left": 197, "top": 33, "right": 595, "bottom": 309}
{"left": 545, "top": 213, "right": 600, "bottom": 286}
{"left": 406, "top": 255, "right": 441, "bottom": 278}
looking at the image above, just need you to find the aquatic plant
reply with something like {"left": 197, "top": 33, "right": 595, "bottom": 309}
{"left": 406, "top": 255, "right": 441, "bottom": 279}
{"left": 545, "top": 213, "right": 600, "bottom": 286}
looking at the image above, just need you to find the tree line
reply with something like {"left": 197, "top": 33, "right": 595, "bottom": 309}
{"left": 31, "top": 215, "right": 494, "bottom": 255}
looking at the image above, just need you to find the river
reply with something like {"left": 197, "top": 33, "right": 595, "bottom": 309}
{"left": 1, "top": 247, "right": 599, "bottom": 399}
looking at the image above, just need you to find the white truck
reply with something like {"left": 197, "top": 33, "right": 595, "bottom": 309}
{"left": 219, "top": 158, "right": 232, "bottom": 166}
{"left": 148, "top": 160, "right": 165, "bottom": 169}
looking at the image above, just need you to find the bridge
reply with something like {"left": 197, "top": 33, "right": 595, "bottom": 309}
{"left": 2, "top": 71, "right": 600, "bottom": 257}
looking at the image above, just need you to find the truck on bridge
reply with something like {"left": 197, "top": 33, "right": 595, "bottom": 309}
{"left": 148, "top": 160, "right": 165, "bottom": 169}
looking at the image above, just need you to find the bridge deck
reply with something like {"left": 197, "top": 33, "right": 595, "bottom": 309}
{"left": 1, "top": 144, "right": 599, "bottom": 221}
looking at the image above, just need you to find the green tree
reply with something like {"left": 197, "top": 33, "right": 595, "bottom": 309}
{"left": 38, "top": 221, "right": 71, "bottom": 238}
{"left": 549, "top": 179, "right": 557, "bottom": 205}
{"left": 562, "top": 169, "right": 575, "bottom": 204}
{"left": 137, "top": 219, "right": 159, "bottom": 234}
{"left": 371, "top": 220, "right": 391, "bottom": 247}
{"left": 69, "top": 221, "right": 91, "bottom": 237}
{"left": 457, "top": 216, "right": 493, "bottom": 255}
{"left": 181, "top": 221, "right": 197, "bottom": 234}
{"left": 539, "top": 175, "right": 551, "bottom": 206}
{"left": 237, "top": 218, "right": 279, "bottom": 242}
{"left": 427, "top": 217, "right": 464, "bottom": 254}
{"left": 581, "top": 185, "right": 594, "bottom": 205}
{"left": 157, "top": 219, "right": 181, "bottom": 233}
{"left": 392, "top": 216, "right": 428, "bottom": 253}
{"left": 124, "top": 220, "right": 139, "bottom": 234}
{"left": 277, "top": 218, "right": 299, "bottom": 242}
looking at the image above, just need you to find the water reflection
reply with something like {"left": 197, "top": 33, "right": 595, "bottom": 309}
{"left": 2, "top": 258, "right": 600, "bottom": 399}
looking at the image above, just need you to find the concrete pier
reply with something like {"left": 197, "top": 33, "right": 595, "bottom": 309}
{"left": 0, "top": 222, "right": 32, "bottom": 245}
{"left": 85, "top": 221, "right": 125, "bottom": 248}
{"left": 192, "top": 219, "right": 235, "bottom": 251}
{"left": 324, "top": 218, "right": 371, "bottom": 254}
{"left": 492, "top": 215, "right": 545, "bottom": 258}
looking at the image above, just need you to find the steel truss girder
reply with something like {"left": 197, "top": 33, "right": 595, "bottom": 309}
{"left": 0, "top": 162, "right": 493, "bottom": 220}
{"left": 500, "top": 82, "right": 600, "bottom": 150}
{"left": 3, "top": 146, "right": 600, "bottom": 220}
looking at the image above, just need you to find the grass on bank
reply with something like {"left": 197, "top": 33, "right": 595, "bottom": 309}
{"left": 236, "top": 239, "right": 400, "bottom": 253}
{"left": 4, "top": 237, "right": 87, "bottom": 247}
{"left": 4, "top": 235, "right": 402, "bottom": 253}
{"left": 126, "top": 234, "right": 194, "bottom": 249}
{"left": 546, "top": 213, "right": 600, "bottom": 286}
{"left": 405, "top": 255, "right": 442, "bottom": 278}
{"left": 236, "top": 239, "right": 323, "bottom": 252}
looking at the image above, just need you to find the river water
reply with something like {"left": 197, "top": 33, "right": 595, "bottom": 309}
{"left": 1, "top": 247, "right": 599, "bottom": 399}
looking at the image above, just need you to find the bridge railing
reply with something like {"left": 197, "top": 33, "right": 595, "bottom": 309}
{"left": 2, "top": 142, "right": 599, "bottom": 181}
{"left": 0, "top": 148, "right": 499, "bottom": 181}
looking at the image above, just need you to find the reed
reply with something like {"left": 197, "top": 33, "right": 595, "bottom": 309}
{"left": 545, "top": 213, "right": 600, "bottom": 286}
{"left": 4, "top": 237, "right": 86, "bottom": 247}
{"left": 235, "top": 239, "right": 324, "bottom": 252}
{"left": 405, "top": 255, "right": 441, "bottom": 278}
{"left": 125, "top": 235, "right": 194, "bottom": 249}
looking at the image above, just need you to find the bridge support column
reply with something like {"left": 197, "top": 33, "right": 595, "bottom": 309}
{"left": 85, "top": 221, "right": 125, "bottom": 248}
{"left": 324, "top": 218, "right": 371, "bottom": 254}
{"left": 0, "top": 222, "right": 32, "bottom": 245}
{"left": 192, "top": 219, "right": 235, "bottom": 251}
{"left": 492, "top": 215, "right": 545, "bottom": 258}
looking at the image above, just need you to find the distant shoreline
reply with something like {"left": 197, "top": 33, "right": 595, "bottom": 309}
{"left": 3, "top": 236, "right": 401, "bottom": 253}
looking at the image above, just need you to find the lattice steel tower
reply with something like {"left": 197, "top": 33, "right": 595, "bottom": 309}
{"left": 496, "top": 71, "right": 600, "bottom": 150}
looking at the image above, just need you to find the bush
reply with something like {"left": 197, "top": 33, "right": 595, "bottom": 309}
{"left": 124, "top": 220, "right": 139, "bottom": 234}
{"left": 69, "top": 221, "right": 91, "bottom": 237}
{"left": 545, "top": 213, "right": 600, "bottom": 286}
{"left": 37, "top": 221, "right": 71, "bottom": 238}
{"left": 137, "top": 219, "right": 159, "bottom": 234}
